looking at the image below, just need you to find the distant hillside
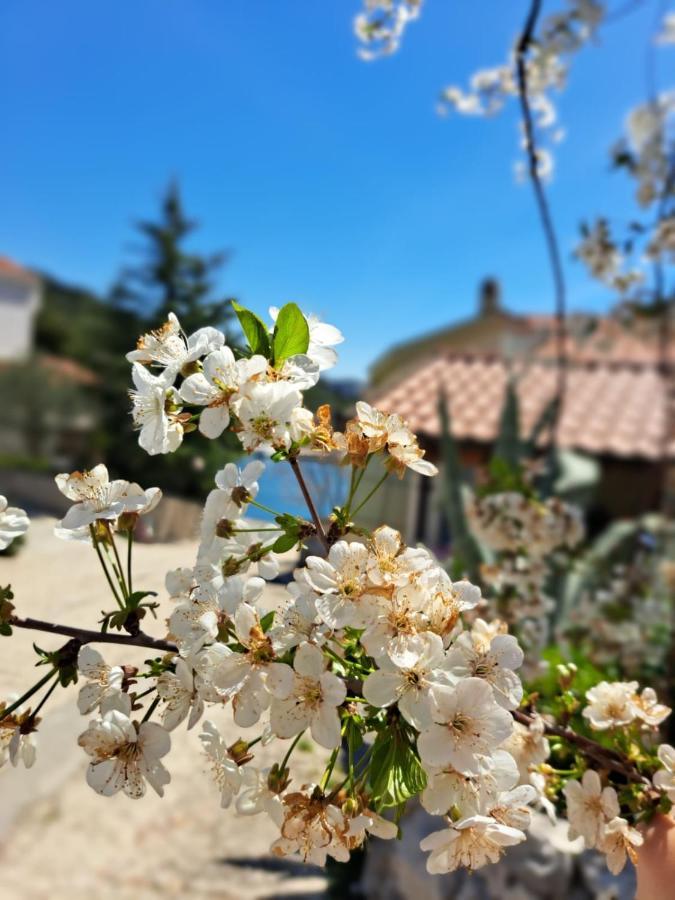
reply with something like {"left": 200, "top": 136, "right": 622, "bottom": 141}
{"left": 34, "top": 272, "right": 138, "bottom": 367}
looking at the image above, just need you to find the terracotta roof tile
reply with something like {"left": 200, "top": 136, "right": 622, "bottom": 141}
{"left": 0, "top": 256, "right": 39, "bottom": 285}
{"left": 369, "top": 353, "right": 672, "bottom": 461}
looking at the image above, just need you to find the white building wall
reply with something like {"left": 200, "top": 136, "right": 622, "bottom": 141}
{"left": 0, "top": 276, "right": 41, "bottom": 360}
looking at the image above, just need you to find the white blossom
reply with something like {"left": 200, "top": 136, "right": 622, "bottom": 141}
{"left": 271, "top": 788, "right": 349, "bottom": 865}
{"left": 582, "top": 681, "right": 639, "bottom": 731}
{"left": 78, "top": 710, "right": 171, "bottom": 798}
{"left": 180, "top": 348, "right": 266, "bottom": 439}
{"left": 363, "top": 632, "right": 449, "bottom": 730}
{"left": 306, "top": 541, "right": 375, "bottom": 630}
{"left": 417, "top": 678, "right": 513, "bottom": 775}
{"left": 77, "top": 646, "right": 127, "bottom": 715}
{"left": 653, "top": 743, "right": 675, "bottom": 800}
{"left": 563, "top": 769, "right": 619, "bottom": 847}
{"left": 207, "top": 604, "right": 293, "bottom": 727}
{"left": 633, "top": 686, "right": 671, "bottom": 727}
{"left": 126, "top": 312, "right": 224, "bottom": 371}
{"left": 419, "top": 815, "right": 526, "bottom": 874}
{"left": 211, "top": 460, "right": 266, "bottom": 519}
{"left": 236, "top": 765, "right": 285, "bottom": 823}
{"left": 270, "top": 642, "right": 346, "bottom": 748}
{"left": 444, "top": 619, "right": 523, "bottom": 710}
{"left": 129, "top": 363, "right": 184, "bottom": 455}
{"left": 235, "top": 382, "right": 303, "bottom": 452}
{"left": 54, "top": 464, "right": 157, "bottom": 533}
{"left": 421, "top": 749, "right": 519, "bottom": 817}
{"left": 156, "top": 657, "right": 204, "bottom": 731}
{"left": 500, "top": 715, "right": 550, "bottom": 782}
{"left": 199, "top": 720, "right": 244, "bottom": 808}
{"left": 600, "top": 816, "right": 643, "bottom": 875}
{"left": 0, "top": 496, "right": 29, "bottom": 550}
{"left": 0, "top": 698, "right": 37, "bottom": 769}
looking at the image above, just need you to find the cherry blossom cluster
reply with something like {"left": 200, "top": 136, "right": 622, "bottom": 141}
{"left": 0, "top": 495, "right": 29, "bottom": 552}
{"left": 1, "top": 302, "right": 673, "bottom": 882}
{"left": 126, "top": 305, "right": 344, "bottom": 456}
{"left": 353, "top": 0, "right": 423, "bottom": 61}
{"left": 562, "top": 552, "right": 671, "bottom": 677}
{"left": 575, "top": 219, "right": 644, "bottom": 294}
{"left": 437, "top": 0, "right": 604, "bottom": 179}
{"left": 555, "top": 678, "right": 674, "bottom": 875}
{"left": 467, "top": 490, "right": 584, "bottom": 669}
{"left": 575, "top": 91, "right": 675, "bottom": 299}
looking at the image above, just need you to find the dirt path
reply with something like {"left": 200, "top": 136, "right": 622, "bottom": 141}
{"left": 0, "top": 518, "right": 328, "bottom": 899}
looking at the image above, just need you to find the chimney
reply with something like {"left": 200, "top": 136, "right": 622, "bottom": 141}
{"left": 478, "top": 277, "right": 501, "bottom": 316}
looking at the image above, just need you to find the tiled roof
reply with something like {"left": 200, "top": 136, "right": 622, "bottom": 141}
{"left": 0, "top": 256, "right": 39, "bottom": 285}
{"left": 369, "top": 353, "right": 673, "bottom": 461}
{"left": 0, "top": 354, "right": 98, "bottom": 386}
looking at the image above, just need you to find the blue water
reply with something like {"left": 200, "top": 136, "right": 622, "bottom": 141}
{"left": 251, "top": 454, "right": 350, "bottom": 522}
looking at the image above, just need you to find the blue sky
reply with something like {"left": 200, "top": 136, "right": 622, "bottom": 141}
{"left": 0, "top": 0, "right": 670, "bottom": 377}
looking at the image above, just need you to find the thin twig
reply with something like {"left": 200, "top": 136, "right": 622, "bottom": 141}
{"left": 515, "top": 0, "right": 568, "bottom": 446}
{"left": 288, "top": 456, "right": 329, "bottom": 550}
{"left": 513, "top": 709, "right": 651, "bottom": 787}
{"left": 9, "top": 616, "right": 177, "bottom": 653}
{"left": 90, "top": 526, "right": 124, "bottom": 609}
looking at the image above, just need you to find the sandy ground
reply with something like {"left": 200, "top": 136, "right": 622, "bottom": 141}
{"left": 0, "top": 518, "right": 329, "bottom": 900}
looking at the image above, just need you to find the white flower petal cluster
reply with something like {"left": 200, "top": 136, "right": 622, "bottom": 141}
{"left": 270, "top": 642, "right": 346, "bottom": 749}
{"left": 54, "top": 464, "right": 161, "bottom": 536}
{"left": 652, "top": 743, "right": 675, "bottom": 801}
{"left": 127, "top": 305, "right": 343, "bottom": 456}
{"left": 436, "top": 1, "right": 605, "bottom": 173}
{"left": 156, "top": 658, "right": 204, "bottom": 731}
{"left": 342, "top": 401, "right": 438, "bottom": 477}
{"left": 575, "top": 218, "right": 644, "bottom": 291}
{"left": 624, "top": 92, "right": 675, "bottom": 207}
{"left": 582, "top": 680, "right": 671, "bottom": 731}
{"left": 126, "top": 312, "right": 224, "bottom": 371}
{"left": 77, "top": 646, "right": 128, "bottom": 715}
{"left": 78, "top": 709, "right": 171, "bottom": 799}
{"left": 0, "top": 495, "right": 29, "bottom": 551}
{"left": 563, "top": 768, "right": 642, "bottom": 872}
{"left": 354, "top": 0, "right": 423, "bottom": 61}
{"left": 564, "top": 769, "right": 619, "bottom": 847}
{"left": 468, "top": 490, "right": 583, "bottom": 669}
{"left": 199, "top": 720, "right": 244, "bottom": 808}
{"left": 468, "top": 492, "right": 584, "bottom": 555}
{"left": 0, "top": 697, "right": 37, "bottom": 769}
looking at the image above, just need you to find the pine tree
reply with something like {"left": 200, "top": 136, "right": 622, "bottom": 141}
{"left": 112, "top": 181, "right": 235, "bottom": 335}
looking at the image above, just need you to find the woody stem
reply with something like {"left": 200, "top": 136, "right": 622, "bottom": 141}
{"left": 288, "top": 456, "right": 329, "bottom": 550}
{"left": 9, "top": 616, "right": 177, "bottom": 654}
{"left": 512, "top": 709, "right": 650, "bottom": 787}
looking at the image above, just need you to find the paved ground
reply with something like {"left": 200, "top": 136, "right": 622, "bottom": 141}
{"left": 0, "top": 518, "right": 329, "bottom": 899}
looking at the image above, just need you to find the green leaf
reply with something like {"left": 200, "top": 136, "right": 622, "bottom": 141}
{"left": 272, "top": 532, "right": 299, "bottom": 553}
{"left": 368, "top": 725, "right": 427, "bottom": 809}
{"left": 272, "top": 302, "right": 309, "bottom": 366}
{"left": 126, "top": 590, "right": 158, "bottom": 610}
{"left": 492, "top": 380, "right": 522, "bottom": 470}
{"left": 437, "top": 390, "right": 483, "bottom": 582}
{"left": 260, "top": 610, "right": 275, "bottom": 632}
{"left": 0, "top": 623, "right": 12, "bottom": 636}
{"left": 232, "top": 301, "right": 272, "bottom": 357}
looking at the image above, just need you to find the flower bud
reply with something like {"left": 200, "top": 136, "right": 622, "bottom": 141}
{"left": 216, "top": 518, "right": 235, "bottom": 539}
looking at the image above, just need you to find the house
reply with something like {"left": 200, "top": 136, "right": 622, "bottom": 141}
{"left": 0, "top": 255, "right": 98, "bottom": 469}
{"left": 0, "top": 257, "right": 42, "bottom": 360}
{"left": 367, "top": 280, "right": 674, "bottom": 547}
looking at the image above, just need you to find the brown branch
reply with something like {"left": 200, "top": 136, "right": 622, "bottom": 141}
{"left": 513, "top": 709, "right": 651, "bottom": 787}
{"left": 288, "top": 456, "right": 330, "bottom": 551}
{"left": 10, "top": 616, "right": 177, "bottom": 654}
{"left": 515, "top": 0, "right": 568, "bottom": 446}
